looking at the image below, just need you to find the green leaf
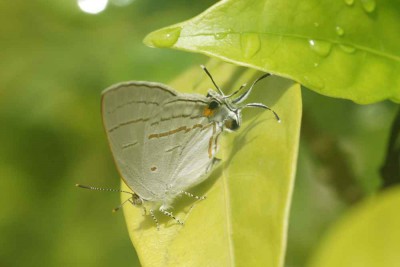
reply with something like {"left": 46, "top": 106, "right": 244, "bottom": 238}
{"left": 144, "top": 0, "right": 400, "bottom": 104}
{"left": 308, "top": 186, "right": 400, "bottom": 267}
{"left": 121, "top": 60, "right": 302, "bottom": 266}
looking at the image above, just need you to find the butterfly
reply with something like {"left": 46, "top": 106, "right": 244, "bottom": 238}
{"left": 77, "top": 65, "right": 280, "bottom": 229}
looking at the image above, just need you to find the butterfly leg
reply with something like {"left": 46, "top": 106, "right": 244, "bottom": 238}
{"left": 149, "top": 209, "right": 160, "bottom": 230}
{"left": 127, "top": 198, "right": 147, "bottom": 216}
{"left": 180, "top": 190, "right": 206, "bottom": 200}
{"left": 159, "top": 206, "right": 184, "bottom": 225}
{"left": 141, "top": 206, "right": 147, "bottom": 216}
{"left": 205, "top": 157, "right": 221, "bottom": 174}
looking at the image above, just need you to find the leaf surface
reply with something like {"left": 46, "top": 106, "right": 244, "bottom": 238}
{"left": 309, "top": 186, "right": 400, "bottom": 267}
{"left": 121, "top": 61, "right": 302, "bottom": 266}
{"left": 144, "top": 0, "right": 400, "bottom": 104}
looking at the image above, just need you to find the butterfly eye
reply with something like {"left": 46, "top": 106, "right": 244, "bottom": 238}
{"left": 224, "top": 118, "right": 240, "bottom": 131}
{"left": 208, "top": 100, "right": 219, "bottom": 110}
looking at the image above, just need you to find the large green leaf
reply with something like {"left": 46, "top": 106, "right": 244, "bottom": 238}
{"left": 144, "top": 0, "right": 400, "bottom": 104}
{"left": 309, "top": 186, "right": 400, "bottom": 267}
{"left": 121, "top": 61, "right": 301, "bottom": 266}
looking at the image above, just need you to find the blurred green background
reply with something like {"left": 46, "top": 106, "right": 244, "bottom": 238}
{"left": 0, "top": 1, "right": 398, "bottom": 266}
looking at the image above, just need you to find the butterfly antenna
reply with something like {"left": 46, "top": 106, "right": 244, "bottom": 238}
{"left": 112, "top": 198, "right": 132, "bottom": 213}
{"left": 244, "top": 103, "right": 281, "bottom": 123}
{"left": 75, "top": 184, "right": 133, "bottom": 195}
{"left": 225, "top": 83, "right": 247, "bottom": 99}
{"left": 201, "top": 65, "right": 225, "bottom": 96}
{"left": 233, "top": 73, "right": 271, "bottom": 104}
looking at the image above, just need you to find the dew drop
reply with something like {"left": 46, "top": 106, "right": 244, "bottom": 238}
{"left": 335, "top": 26, "right": 345, "bottom": 36}
{"left": 344, "top": 0, "right": 354, "bottom": 6}
{"left": 339, "top": 44, "right": 356, "bottom": 53}
{"left": 309, "top": 39, "right": 332, "bottom": 57}
{"left": 145, "top": 27, "right": 182, "bottom": 48}
{"left": 214, "top": 29, "right": 232, "bottom": 40}
{"left": 303, "top": 75, "right": 325, "bottom": 90}
{"left": 361, "top": 0, "right": 376, "bottom": 13}
{"left": 313, "top": 62, "right": 319, "bottom": 67}
{"left": 214, "top": 32, "right": 227, "bottom": 40}
{"left": 240, "top": 33, "right": 261, "bottom": 58}
{"left": 313, "top": 22, "right": 320, "bottom": 27}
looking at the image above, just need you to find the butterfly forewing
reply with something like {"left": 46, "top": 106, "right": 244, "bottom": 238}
{"left": 102, "top": 82, "right": 177, "bottom": 200}
{"left": 102, "top": 82, "right": 221, "bottom": 203}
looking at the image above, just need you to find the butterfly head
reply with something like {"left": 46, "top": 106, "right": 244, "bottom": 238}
{"left": 201, "top": 65, "right": 280, "bottom": 131}
{"left": 204, "top": 90, "right": 242, "bottom": 131}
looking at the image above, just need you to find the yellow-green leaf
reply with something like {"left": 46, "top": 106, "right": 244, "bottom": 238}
{"left": 309, "top": 186, "right": 400, "bottom": 267}
{"left": 144, "top": 0, "right": 400, "bottom": 104}
{"left": 120, "top": 61, "right": 301, "bottom": 266}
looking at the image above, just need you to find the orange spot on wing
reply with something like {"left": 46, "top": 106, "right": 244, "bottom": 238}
{"left": 203, "top": 107, "right": 214, "bottom": 117}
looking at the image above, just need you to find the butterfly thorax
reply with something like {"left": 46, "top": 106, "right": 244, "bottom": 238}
{"left": 204, "top": 89, "right": 242, "bottom": 131}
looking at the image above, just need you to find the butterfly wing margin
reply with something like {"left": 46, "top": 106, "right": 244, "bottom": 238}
{"left": 101, "top": 81, "right": 179, "bottom": 200}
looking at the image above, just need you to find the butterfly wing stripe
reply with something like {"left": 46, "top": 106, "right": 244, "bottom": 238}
{"left": 148, "top": 123, "right": 204, "bottom": 139}
{"left": 107, "top": 100, "right": 159, "bottom": 115}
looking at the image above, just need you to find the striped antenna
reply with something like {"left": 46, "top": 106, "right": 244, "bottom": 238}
{"left": 75, "top": 184, "right": 133, "bottom": 195}
{"left": 233, "top": 73, "right": 271, "bottom": 104}
{"left": 225, "top": 83, "right": 247, "bottom": 99}
{"left": 244, "top": 103, "right": 281, "bottom": 123}
{"left": 112, "top": 198, "right": 132, "bottom": 213}
{"left": 201, "top": 65, "right": 225, "bottom": 96}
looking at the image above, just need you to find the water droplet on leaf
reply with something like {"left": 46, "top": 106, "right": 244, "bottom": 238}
{"left": 344, "top": 0, "right": 355, "bottom": 6}
{"left": 361, "top": 0, "right": 376, "bottom": 13}
{"left": 214, "top": 32, "right": 227, "bottom": 40}
{"left": 339, "top": 44, "right": 356, "bottom": 53}
{"left": 335, "top": 26, "right": 345, "bottom": 36}
{"left": 214, "top": 29, "right": 232, "bottom": 40}
{"left": 144, "top": 27, "right": 182, "bottom": 48}
{"left": 309, "top": 39, "right": 332, "bottom": 57}
{"left": 240, "top": 33, "right": 261, "bottom": 58}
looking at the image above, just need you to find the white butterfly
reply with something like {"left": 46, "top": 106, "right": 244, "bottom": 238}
{"left": 77, "top": 65, "right": 280, "bottom": 229}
